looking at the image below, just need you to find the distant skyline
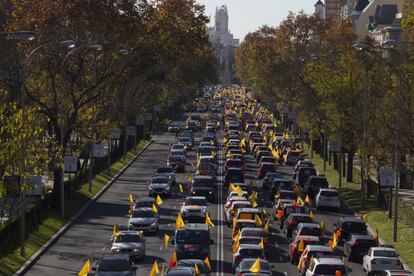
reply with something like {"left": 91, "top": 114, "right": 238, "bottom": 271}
{"left": 197, "top": 0, "right": 315, "bottom": 41}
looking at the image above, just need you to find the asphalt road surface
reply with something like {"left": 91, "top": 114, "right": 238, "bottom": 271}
{"left": 25, "top": 111, "right": 366, "bottom": 276}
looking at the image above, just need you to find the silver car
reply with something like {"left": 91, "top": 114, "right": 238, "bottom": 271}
{"left": 128, "top": 207, "right": 159, "bottom": 233}
{"left": 154, "top": 166, "right": 176, "bottom": 185}
{"left": 111, "top": 231, "right": 145, "bottom": 261}
{"left": 148, "top": 176, "right": 172, "bottom": 197}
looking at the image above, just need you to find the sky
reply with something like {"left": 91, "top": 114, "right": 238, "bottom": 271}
{"left": 196, "top": 0, "right": 315, "bottom": 41}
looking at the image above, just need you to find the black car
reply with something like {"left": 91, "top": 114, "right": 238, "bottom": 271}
{"left": 190, "top": 176, "right": 215, "bottom": 201}
{"left": 92, "top": 254, "right": 137, "bottom": 276}
{"left": 224, "top": 167, "right": 244, "bottom": 187}
{"left": 293, "top": 167, "right": 317, "bottom": 187}
{"left": 283, "top": 213, "right": 314, "bottom": 238}
{"left": 172, "top": 223, "right": 213, "bottom": 260}
{"left": 167, "top": 155, "right": 186, "bottom": 173}
{"left": 334, "top": 216, "right": 368, "bottom": 245}
{"left": 343, "top": 234, "right": 377, "bottom": 262}
{"left": 304, "top": 176, "right": 329, "bottom": 198}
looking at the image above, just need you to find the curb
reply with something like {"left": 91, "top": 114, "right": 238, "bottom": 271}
{"left": 15, "top": 140, "right": 153, "bottom": 276}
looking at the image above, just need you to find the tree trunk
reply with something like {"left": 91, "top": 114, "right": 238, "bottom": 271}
{"left": 347, "top": 150, "right": 355, "bottom": 182}
{"left": 51, "top": 168, "right": 62, "bottom": 209}
{"left": 333, "top": 153, "right": 338, "bottom": 170}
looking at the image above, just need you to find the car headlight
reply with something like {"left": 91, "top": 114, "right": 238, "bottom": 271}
{"left": 150, "top": 222, "right": 157, "bottom": 227}
{"left": 113, "top": 248, "right": 121, "bottom": 252}
{"left": 209, "top": 191, "right": 213, "bottom": 194}
{"left": 133, "top": 248, "right": 139, "bottom": 253}
{"left": 166, "top": 186, "right": 171, "bottom": 191}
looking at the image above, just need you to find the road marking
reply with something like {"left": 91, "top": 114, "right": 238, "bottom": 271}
{"left": 216, "top": 129, "right": 224, "bottom": 276}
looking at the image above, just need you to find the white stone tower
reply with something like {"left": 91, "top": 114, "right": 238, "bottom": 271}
{"left": 315, "top": 0, "right": 326, "bottom": 19}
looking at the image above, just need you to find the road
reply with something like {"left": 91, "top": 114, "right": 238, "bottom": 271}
{"left": 25, "top": 111, "right": 367, "bottom": 276}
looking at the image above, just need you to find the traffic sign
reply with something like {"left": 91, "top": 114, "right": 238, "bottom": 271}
{"left": 126, "top": 125, "right": 136, "bottom": 136}
{"left": 64, "top": 156, "right": 78, "bottom": 172}
{"left": 328, "top": 140, "right": 340, "bottom": 152}
{"left": 379, "top": 167, "right": 396, "bottom": 187}
{"left": 136, "top": 116, "right": 144, "bottom": 126}
{"left": 92, "top": 144, "right": 105, "bottom": 158}
{"left": 145, "top": 113, "right": 153, "bottom": 121}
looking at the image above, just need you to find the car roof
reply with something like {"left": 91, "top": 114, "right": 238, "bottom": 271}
{"left": 185, "top": 196, "right": 207, "bottom": 200}
{"left": 238, "top": 244, "right": 263, "bottom": 250}
{"left": 177, "top": 259, "right": 204, "bottom": 265}
{"left": 101, "top": 254, "right": 130, "bottom": 261}
{"left": 295, "top": 235, "right": 320, "bottom": 241}
{"left": 237, "top": 208, "right": 261, "bottom": 213}
{"left": 314, "top": 257, "right": 345, "bottom": 265}
{"left": 182, "top": 223, "right": 209, "bottom": 231}
{"left": 241, "top": 228, "right": 264, "bottom": 233}
{"left": 288, "top": 213, "right": 311, "bottom": 218}
{"left": 370, "top": 247, "right": 397, "bottom": 252}
{"left": 341, "top": 216, "right": 364, "bottom": 222}
{"left": 306, "top": 245, "right": 333, "bottom": 251}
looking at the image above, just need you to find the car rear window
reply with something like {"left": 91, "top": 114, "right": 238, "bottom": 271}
{"left": 300, "top": 227, "right": 322, "bottom": 236}
{"left": 310, "top": 177, "right": 328, "bottom": 187}
{"left": 193, "top": 179, "right": 214, "bottom": 187}
{"left": 157, "top": 167, "right": 173, "bottom": 173}
{"left": 239, "top": 249, "right": 263, "bottom": 257}
{"left": 373, "top": 250, "right": 398, "bottom": 258}
{"left": 242, "top": 230, "right": 264, "bottom": 238}
{"left": 176, "top": 230, "right": 210, "bottom": 244}
{"left": 292, "top": 216, "right": 313, "bottom": 223}
{"left": 320, "top": 191, "right": 339, "bottom": 197}
{"left": 342, "top": 222, "right": 366, "bottom": 232}
{"left": 314, "top": 264, "right": 347, "bottom": 275}
{"left": 241, "top": 260, "right": 269, "bottom": 270}
{"left": 99, "top": 259, "right": 131, "bottom": 271}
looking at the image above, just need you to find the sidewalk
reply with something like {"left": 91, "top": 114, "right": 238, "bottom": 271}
{"left": 353, "top": 157, "right": 414, "bottom": 209}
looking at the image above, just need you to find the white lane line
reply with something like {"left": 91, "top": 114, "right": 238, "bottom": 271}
{"left": 218, "top": 130, "right": 224, "bottom": 276}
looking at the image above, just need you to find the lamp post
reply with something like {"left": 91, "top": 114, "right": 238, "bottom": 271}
{"left": 62, "top": 44, "right": 103, "bottom": 195}
{"left": 354, "top": 42, "right": 371, "bottom": 209}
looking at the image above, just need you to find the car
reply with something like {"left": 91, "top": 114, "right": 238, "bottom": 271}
{"left": 294, "top": 167, "right": 317, "bottom": 187}
{"left": 110, "top": 231, "right": 145, "bottom": 261}
{"left": 304, "top": 176, "right": 329, "bottom": 198}
{"left": 232, "top": 219, "right": 259, "bottom": 239}
{"left": 92, "top": 254, "right": 137, "bottom": 276}
{"left": 225, "top": 196, "right": 249, "bottom": 212}
{"left": 179, "top": 137, "right": 193, "bottom": 149}
{"left": 256, "top": 150, "right": 272, "bottom": 163}
{"left": 262, "top": 172, "right": 284, "bottom": 190}
{"left": 232, "top": 244, "right": 266, "bottom": 273}
{"left": 363, "top": 247, "right": 404, "bottom": 275}
{"left": 283, "top": 213, "right": 314, "bottom": 238}
{"left": 334, "top": 216, "right": 368, "bottom": 245}
{"left": 224, "top": 168, "right": 245, "bottom": 187}
{"left": 226, "top": 201, "right": 252, "bottom": 226}
{"left": 148, "top": 176, "right": 172, "bottom": 197}
{"left": 224, "top": 159, "right": 245, "bottom": 171}
{"left": 235, "top": 208, "right": 267, "bottom": 225}
{"left": 304, "top": 256, "right": 348, "bottom": 276}
{"left": 257, "top": 162, "right": 277, "bottom": 179}
{"left": 190, "top": 176, "right": 215, "bottom": 202}
{"left": 180, "top": 196, "right": 208, "bottom": 223}
{"left": 239, "top": 228, "right": 268, "bottom": 245}
{"left": 294, "top": 159, "right": 314, "bottom": 172}
{"left": 344, "top": 235, "right": 377, "bottom": 262}
{"left": 167, "top": 154, "right": 186, "bottom": 172}
{"left": 235, "top": 258, "right": 272, "bottom": 276}
{"left": 154, "top": 166, "right": 176, "bottom": 185}
{"left": 168, "top": 126, "right": 180, "bottom": 133}
{"left": 258, "top": 156, "right": 277, "bottom": 167}
{"left": 292, "top": 223, "right": 324, "bottom": 241}
{"left": 274, "top": 190, "right": 297, "bottom": 208}
{"left": 128, "top": 207, "right": 159, "bottom": 233}
{"left": 315, "top": 188, "right": 341, "bottom": 209}
{"left": 198, "top": 156, "right": 218, "bottom": 169}
{"left": 277, "top": 203, "right": 308, "bottom": 227}
{"left": 380, "top": 271, "right": 413, "bottom": 276}
{"left": 133, "top": 197, "right": 156, "bottom": 209}
{"left": 172, "top": 223, "right": 213, "bottom": 260}
{"left": 195, "top": 162, "right": 217, "bottom": 179}
{"left": 289, "top": 235, "right": 321, "bottom": 264}
{"left": 171, "top": 143, "right": 187, "bottom": 154}
{"left": 174, "top": 259, "right": 210, "bottom": 275}
{"left": 284, "top": 150, "right": 301, "bottom": 165}
{"left": 297, "top": 245, "right": 334, "bottom": 273}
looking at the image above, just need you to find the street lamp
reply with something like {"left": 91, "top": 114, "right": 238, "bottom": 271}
{"left": 353, "top": 42, "right": 371, "bottom": 210}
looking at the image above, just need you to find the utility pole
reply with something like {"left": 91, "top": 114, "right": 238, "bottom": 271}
{"left": 361, "top": 67, "right": 368, "bottom": 209}
{"left": 338, "top": 138, "right": 342, "bottom": 194}
{"left": 323, "top": 136, "right": 327, "bottom": 171}
{"left": 60, "top": 126, "right": 65, "bottom": 217}
{"left": 88, "top": 144, "right": 94, "bottom": 193}
{"left": 394, "top": 67, "right": 401, "bottom": 242}
{"left": 107, "top": 137, "right": 111, "bottom": 176}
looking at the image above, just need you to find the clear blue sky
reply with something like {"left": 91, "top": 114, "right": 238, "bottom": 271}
{"left": 196, "top": 0, "right": 315, "bottom": 41}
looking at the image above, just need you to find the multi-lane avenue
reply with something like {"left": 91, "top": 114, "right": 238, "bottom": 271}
{"left": 25, "top": 93, "right": 375, "bottom": 276}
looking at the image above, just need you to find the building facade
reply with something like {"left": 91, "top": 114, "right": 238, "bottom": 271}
{"left": 208, "top": 5, "right": 239, "bottom": 85}
{"left": 325, "top": 0, "right": 346, "bottom": 20}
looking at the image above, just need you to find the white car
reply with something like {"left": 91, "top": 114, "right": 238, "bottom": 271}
{"left": 315, "top": 188, "right": 341, "bottom": 209}
{"left": 305, "top": 256, "right": 348, "bottom": 276}
{"left": 111, "top": 231, "right": 145, "bottom": 261}
{"left": 380, "top": 270, "right": 413, "bottom": 276}
{"left": 363, "top": 247, "right": 404, "bottom": 275}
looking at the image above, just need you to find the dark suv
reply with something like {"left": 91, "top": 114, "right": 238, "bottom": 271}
{"left": 333, "top": 216, "right": 368, "bottom": 245}
{"left": 304, "top": 176, "right": 329, "bottom": 198}
{"left": 294, "top": 167, "right": 317, "bottom": 187}
{"left": 343, "top": 234, "right": 377, "bottom": 262}
{"left": 224, "top": 167, "right": 244, "bottom": 187}
{"left": 190, "top": 176, "right": 215, "bottom": 202}
{"left": 172, "top": 223, "right": 213, "bottom": 260}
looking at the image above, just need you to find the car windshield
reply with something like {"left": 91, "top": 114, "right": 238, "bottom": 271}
{"left": 152, "top": 178, "right": 168, "bottom": 184}
{"left": 320, "top": 191, "right": 339, "bottom": 197}
{"left": 300, "top": 168, "right": 316, "bottom": 175}
{"left": 115, "top": 234, "right": 143, "bottom": 243}
{"left": 374, "top": 250, "right": 398, "bottom": 258}
{"left": 314, "top": 264, "right": 347, "bottom": 275}
{"left": 239, "top": 249, "right": 263, "bottom": 258}
{"left": 280, "top": 191, "right": 296, "bottom": 200}
{"left": 300, "top": 227, "right": 322, "bottom": 236}
{"left": 176, "top": 230, "right": 210, "bottom": 243}
{"left": 193, "top": 179, "right": 214, "bottom": 187}
{"left": 240, "top": 238, "right": 261, "bottom": 244}
{"left": 135, "top": 201, "right": 153, "bottom": 208}
{"left": 157, "top": 168, "right": 173, "bottom": 174}
{"left": 185, "top": 198, "right": 207, "bottom": 206}
{"left": 227, "top": 160, "right": 241, "bottom": 166}
{"left": 172, "top": 145, "right": 184, "bottom": 150}
{"left": 241, "top": 260, "right": 269, "bottom": 271}
{"left": 98, "top": 259, "right": 131, "bottom": 272}
{"left": 179, "top": 138, "right": 191, "bottom": 143}
{"left": 198, "top": 147, "right": 213, "bottom": 154}
{"left": 132, "top": 210, "right": 155, "bottom": 218}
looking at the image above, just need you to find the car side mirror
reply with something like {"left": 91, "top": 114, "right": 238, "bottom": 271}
{"left": 210, "top": 239, "right": 214, "bottom": 244}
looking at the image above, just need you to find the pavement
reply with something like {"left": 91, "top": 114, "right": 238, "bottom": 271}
{"left": 23, "top": 112, "right": 370, "bottom": 276}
